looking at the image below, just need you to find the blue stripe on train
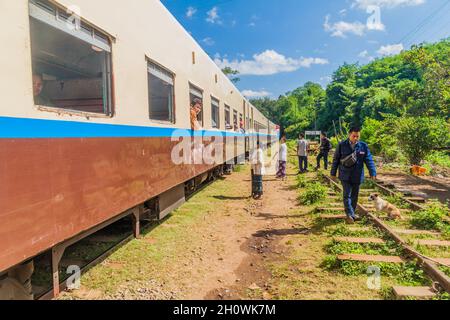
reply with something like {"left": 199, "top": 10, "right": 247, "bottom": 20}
{"left": 0, "top": 116, "right": 279, "bottom": 139}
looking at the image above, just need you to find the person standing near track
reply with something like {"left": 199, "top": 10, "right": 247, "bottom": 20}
{"left": 297, "top": 133, "right": 309, "bottom": 174}
{"left": 276, "top": 135, "right": 287, "bottom": 180}
{"left": 250, "top": 141, "right": 266, "bottom": 199}
{"left": 316, "top": 132, "right": 332, "bottom": 170}
{"left": 331, "top": 127, "right": 377, "bottom": 224}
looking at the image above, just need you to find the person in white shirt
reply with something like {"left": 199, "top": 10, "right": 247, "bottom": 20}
{"left": 297, "top": 133, "right": 309, "bottom": 174}
{"left": 251, "top": 141, "right": 266, "bottom": 199}
{"left": 276, "top": 136, "right": 288, "bottom": 180}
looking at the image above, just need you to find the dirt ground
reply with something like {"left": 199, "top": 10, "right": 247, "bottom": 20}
{"left": 378, "top": 170, "right": 450, "bottom": 206}
{"left": 61, "top": 163, "right": 393, "bottom": 301}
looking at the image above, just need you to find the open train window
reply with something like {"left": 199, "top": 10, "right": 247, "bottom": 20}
{"left": 211, "top": 97, "right": 220, "bottom": 129}
{"left": 189, "top": 84, "right": 204, "bottom": 126}
{"left": 29, "top": 0, "right": 112, "bottom": 115}
{"left": 224, "top": 105, "right": 231, "bottom": 130}
{"left": 147, "top": 61, "right": 175, "bottom": 123}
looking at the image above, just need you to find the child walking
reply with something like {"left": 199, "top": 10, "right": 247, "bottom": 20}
{"left": 251, "top": 141, "right": 265, "bottom": 199}
{"left": 276, "top": 136, "right": 287, "bottom": 180}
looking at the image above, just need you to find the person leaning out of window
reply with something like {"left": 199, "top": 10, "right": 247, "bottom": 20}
{"left": 190, "top": 98, "right": 202, "bottom": 131}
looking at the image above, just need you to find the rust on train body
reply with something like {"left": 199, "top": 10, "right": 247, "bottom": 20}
{"left": 0, "top": 0, "right": 278, "bottom": 299}
{"left": 0, "top": 136, "right": 251, "bottom": 273}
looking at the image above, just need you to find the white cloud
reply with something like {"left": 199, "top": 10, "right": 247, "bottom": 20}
{"left": 324, "top": 15, "right": 366, "bottom": 38}
{"left": 202, "top": 37, "right": 215, "bottom": 46}
{"left": 186, "top": 6, "right": 197, "bottom": 19}
{"left": 324, "top": 14, "right": 385, "bottom": 37}
{"left": 352, "top": 0, "right": 425, "bottom": 10}
{"left": 319, "top": 76, "right": 333, "bottom": 86}
{"left": 242, "top": 90, "right": 272, "bottom": 98}
{"left": 214, "top": 50, "right": 329, "bottom": 76}
{"left": 339, "top": 9, "right": 348, "bottom": 16}
{"left": 359, "top": 50, "right": 369, "bottom": 57}
{"left": 359, "top": 50, "right": 375, "bottom": 61}
{"left": 206, "top": 7, "right": 221, "bottom": 24}
{"left": 377, "top": 43, "right": 404, "bottom": 56}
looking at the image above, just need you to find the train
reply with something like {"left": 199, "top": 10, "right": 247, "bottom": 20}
{"left": 0, "top": 0, "right": 279, "bottom": 299}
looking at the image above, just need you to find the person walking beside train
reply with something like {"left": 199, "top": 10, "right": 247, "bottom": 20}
{"left": 316, "top": 132, "right": 332, "bottom": 170}
{"left": 276, "top": 135, "right": 288, "bottom": 180}
{"left": 297, "top": 133, "right": 309, "bottom": 174}
{"left": 250, "top": 142, "right": 266, "bottom": 199}
{"left": 331, "top": 127, "right": 377, "bottom": 224}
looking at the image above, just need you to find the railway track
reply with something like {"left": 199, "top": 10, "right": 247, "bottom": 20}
{"left": 33, "top": 167, "right": 231, "bottom": 300}
{"left": 32, "top": 165, "right": 449, "bottom": 300}
{"left": 318, "top": 173, "right": 450, "bottom": 299}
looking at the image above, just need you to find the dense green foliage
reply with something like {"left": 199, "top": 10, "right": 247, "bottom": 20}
{"left": 251, "top": 39, "right": 450, "bottom": 165}
{"left": 396, "top": 117, "right": 449, "bottom": 165}
{"left": 411, "top": 201, "right": 450, "bottom": 235}
{"left": 299, "top": 182, "right": 327, "bottom": 205}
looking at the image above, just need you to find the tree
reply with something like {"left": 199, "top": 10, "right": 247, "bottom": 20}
{"left": 222, "top": 67, "right": 241, "bottom": 84}
{"left": 403, "top": 40, "right": 450, "bottom": 117}
{"left": 396, "top": 117, "right": 449, "bottom": 165}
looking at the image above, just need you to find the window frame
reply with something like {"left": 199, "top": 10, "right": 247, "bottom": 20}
{"left": 29, "top": 0, "right": 114, "bottom": 118}
{"left": 210, "top": 95, "right": 220, "bottom": 129}
{"left": 224, "top": 105, "right": 231, "bottom": 130}
{"left": 146, "top": 58, "right": 176, "bottom": 125}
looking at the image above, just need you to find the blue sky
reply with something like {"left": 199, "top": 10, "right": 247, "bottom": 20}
{"left": 161, "top": 0, "right": 450, "bottom": 98}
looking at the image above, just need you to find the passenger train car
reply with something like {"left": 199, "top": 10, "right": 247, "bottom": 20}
{"left": 0, "top": 0, "right": 278, "bottom": 295}
{"left": 0, "top": 0, "right": 278, "bottom": 298}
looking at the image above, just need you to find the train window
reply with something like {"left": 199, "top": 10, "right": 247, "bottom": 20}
{"left": 211, "top": 97, "right": 220, "bottom": 129}
{"left": 189, "top": 84, "right": 204, "bottom": 126}
{"left": 29, "top": 0, "right": 112, "bottom": 115}
{"left": 147, "top": 61, "right": 175, "bottom": 123}
{"left": 224, "top": 105, "right": 231, "bottom": 130}
{"left": 233, "top": 110, "right": 238, "bottom": 130}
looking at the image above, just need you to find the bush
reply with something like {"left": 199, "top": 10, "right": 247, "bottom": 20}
{"left": 330, "top": 136, "right": 339, "bottom": 149}
{"left": 396, "top": 117, "right": 449, "bottom": 165}
{"left": 361, "top": 117, "right": 403, "bottom": 163}
{"left": 296, "top": 174, "right": 308, "bottom": 188}
{"left": 425, "top": 151, "right": 450, "bottom": 169}
{"left": 411, "top": 202, "right": 449, "bottom": 231}
{"left": 299, "top": 182, "right": 327, "bottom": 205}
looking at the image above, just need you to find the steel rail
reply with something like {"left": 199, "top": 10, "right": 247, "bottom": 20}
{"left": 323, "top": 175, "right": 450, "bottom": 293}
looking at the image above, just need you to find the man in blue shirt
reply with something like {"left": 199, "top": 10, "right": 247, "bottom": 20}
{"left": 331, "top": 127, "right": 377, "bottom": 224}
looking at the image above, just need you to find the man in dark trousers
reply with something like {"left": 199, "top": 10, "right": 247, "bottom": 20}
{"left": 331, "top": 127, "right": 377, "bottom": 224}
{"left": 316, "top": 132, "right": 332, "bottom": 170}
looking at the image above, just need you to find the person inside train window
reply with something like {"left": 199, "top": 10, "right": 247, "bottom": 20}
{"left": 32, "top": 74, "right": 54, "bottom": 107}
{"left": 190, "top": 98, "right": 202, "bottom": 131}
{"left": 189, "top": 85, "right": 203, "bottom": 126}
{"left": 29, "top": 3, "right": 112, "bottom": 115}
{"left": 239, "top": 120, "right": 246, "bottom": 133}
